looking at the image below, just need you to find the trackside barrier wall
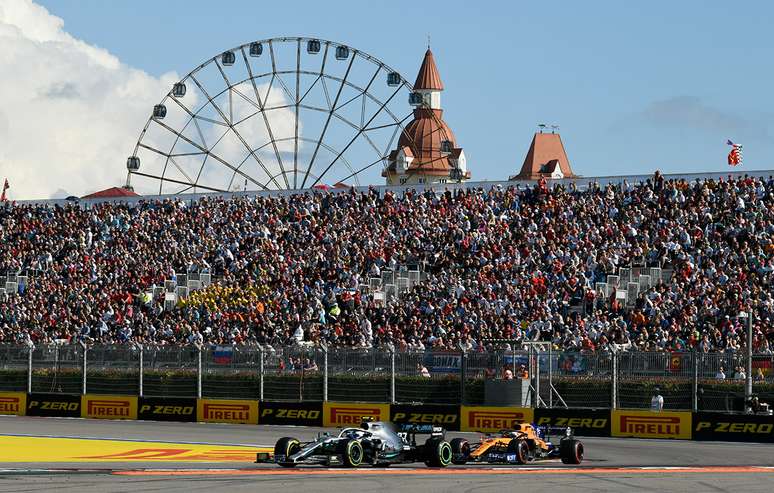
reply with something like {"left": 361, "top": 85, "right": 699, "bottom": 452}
{"left": 6, "top": 392, "right": 774, "bottom": 443}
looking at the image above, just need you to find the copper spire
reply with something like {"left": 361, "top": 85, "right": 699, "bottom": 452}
{"left": 413, "top": 49, "right": 444, "bottom": 91}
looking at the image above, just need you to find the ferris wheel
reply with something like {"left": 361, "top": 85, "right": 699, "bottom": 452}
{"left": 126, "top": 37, "right": 448, "bottom": 194}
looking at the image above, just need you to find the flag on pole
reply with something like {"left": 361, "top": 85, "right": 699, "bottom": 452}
{"left": 727, "top": 140, "right": 742, "bottom": 166}
{"left": 0, "top": 179, "right": 8, "bottom": 201}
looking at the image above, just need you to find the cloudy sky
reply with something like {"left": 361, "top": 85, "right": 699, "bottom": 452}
{"left": 1, "top": 0, "right": 772, "bottom": 199}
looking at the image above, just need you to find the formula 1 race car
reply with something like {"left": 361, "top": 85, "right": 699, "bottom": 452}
{"left": 449, "top": 423, "right": 584, "bottom": 465}
{"left": 256, "top": 419, "right": 454, "bottom": 468}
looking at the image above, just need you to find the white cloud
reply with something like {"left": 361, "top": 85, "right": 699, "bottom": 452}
{"left": 0, "top": 0, "right": 178, "bottom": 199}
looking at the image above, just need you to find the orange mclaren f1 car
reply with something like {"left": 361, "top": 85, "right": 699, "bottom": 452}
{"left": 449, "top": 423, "right": 584, "bottom": 465}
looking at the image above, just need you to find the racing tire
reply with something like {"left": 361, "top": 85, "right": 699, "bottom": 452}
{"left": 274, "top": 437, "right": 301, "bottom": 468}
{"left": 560, "top": 439, "right": 584, "bottom": 465}
{"left": 450, "top": 438, "right": 470, "bottom": 465}
{"left": 341, "top": 439, "right": 364, "bottom": 468}
{"left": 506, "top": 439, "right": 529, "bottom": 464}
{"left": 424, "top": 437, "right": 453, "bottom": 468}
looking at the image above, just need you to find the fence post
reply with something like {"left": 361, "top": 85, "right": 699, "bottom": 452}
{"left": 548, "top": 346, "right": 553, "bottom": 408}
{"left": 81, "top": 343, "right": 87, "bottom": 395}
{"left": 138, "top": 345, "right": 144, "bottom": 398}
{"left": 258, "top": 347, "right": 264, "bottom": 401}
{"left": 197, "top": 347, "right": 202, "bottom": 399}
{"left": 692, "top": 352, "right": 698, "bottom": 412}
{"left": 389, "top": 347, "right": 395, "bottom": 404}
{"left": 27, "top": 347, "right": 33, "bottom": 394}
{"left": 611, "top": 350, "right": 618, "bottom": 409}
{"left": 322, "top": 345, "right": 328, "bottom": 403}
{"left": 534, "top": 348, "right": 541, "bottom": 408}
{"left": 459, "top": 350, "right": 466, "bottom": 406}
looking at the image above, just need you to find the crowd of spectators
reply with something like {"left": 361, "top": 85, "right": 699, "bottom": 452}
{"left": 0, "top": 172, "right": 772, "bottom": 354}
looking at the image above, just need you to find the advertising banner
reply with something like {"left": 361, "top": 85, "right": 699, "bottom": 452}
{"left": 138, "top": 397, "right": 197, "bottom": 422}
{"left": 259, "top": 401, "right": 323, "bottom": 427}
{"left": 693, "top": 412, "right": 774, "bottom": 443}
{"left": 534, "top": 408, "right": 611, "bottom": 437}
{"left": 26, "top": 393, "right": 81, "bottom": 417}
{"left": 81, "top": 395, "right": 138, "bottom": 420}
{"left": 422, "top": 352, "right": 462, "bottom": 374}
{"left": 197, "top": 399, "right": 259, "bottom": 424}
{"left": 390, "top": 404, "right": 460, "bottom": 431}
{"left": 0, "top": 392, "right": 26, "bottom": 416}
{"left": 323, "top": 402, "right": 390, "bottom": 427}
{"left": 611, "top": 410, "right": 691, "bottom": 439}
{"left": 460, "top": 406, "right": 534, "bottom": 433}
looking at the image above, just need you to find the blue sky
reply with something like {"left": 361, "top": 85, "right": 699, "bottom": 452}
{"left": 24, "top": 1, "right": 774, "bottom": 187}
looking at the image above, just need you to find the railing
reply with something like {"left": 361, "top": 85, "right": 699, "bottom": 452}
{"left": 0, "top": 344, "right": 771, "bottom": 412}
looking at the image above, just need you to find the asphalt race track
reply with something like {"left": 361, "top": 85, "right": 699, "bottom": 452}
{"left": 1, "top": 416, "right": 773, "bottom": 492}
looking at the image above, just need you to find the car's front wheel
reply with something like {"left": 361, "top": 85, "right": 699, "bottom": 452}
{"left": 424, "top": 437, "right": 453, "bottom": 467}
{"left": 560, "top": 439, "right": 584, "bottom": 464}
{"left": 341, "top": 439, "right": 364, "bottom": 467}
{"left": 274, "top": 437, "right": 301, "bottom": 467}
{"left": 506, "top": 439, "right": 529, "bottom": 464}
{"left": 450, "top": 438, "right": 470, "bottom": 465}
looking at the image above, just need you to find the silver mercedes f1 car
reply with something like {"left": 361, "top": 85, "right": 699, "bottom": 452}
{"left": 256, "top": 419, "right": 454, "bottom": 467}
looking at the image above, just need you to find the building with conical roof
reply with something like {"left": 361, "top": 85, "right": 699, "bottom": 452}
{"left": 511, "top": 131, "right": 576, "bottom": 180}
{"left": 383, "top": 49, "right": 469, "bottom": 186}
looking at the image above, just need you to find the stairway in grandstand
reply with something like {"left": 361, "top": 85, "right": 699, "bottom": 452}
{"left": 365, "top": 264, "right": 427, "bottom": 305}
{"left": 0, "top": 272, "right": 28, "bottom": 299}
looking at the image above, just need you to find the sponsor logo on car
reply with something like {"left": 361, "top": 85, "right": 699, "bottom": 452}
{"left": 391, "top": 412, "right": 457, "bottom": 424}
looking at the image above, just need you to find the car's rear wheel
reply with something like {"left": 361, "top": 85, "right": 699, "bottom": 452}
{"left": 450, "top": 438, "right": 470, "bottom": 465}
{"left": 560, "top": 439, "right": 584, "bottom": 464}
{"left": 506, "top": 439, "right": 529, "bottom": 464}
{"left": 424, "top": 437, "right": 453, "bottom": 467}
{"left": 341, "top": 439, "right": 364, "bottom": 467}
{"left": 274, "top": 437, "right": 301, "bottom": 467}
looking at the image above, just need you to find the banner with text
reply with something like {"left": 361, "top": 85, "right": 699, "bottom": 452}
{"left": 390, "top": 403, "right": 460, "bottom": 431}
{"left": 693, "top": 412, "right": 774, "bottom": 443}
{"left": 611, "top": 410, "right": 691, "bottom": 439}
{"left": 259, "top": 401, "right": 323, "bottom": 427}
{"left": 81, "top": 395, "right": 138, "bottom": 420}
{"left": 0, "top": 392, "right": 26, "bottom": 416}
{"left": 138, "top": 397, "right": 197, "bottom": 422}
{"left": 460, "top": 406, "right": 534, "bottom": 433}
{"left": 197, "top": 398, "right": 259, "bottom": 424}
{"left": 534, "top": 408, "right": 611, "bottom": 437}
{"left": 323, "top": 402, "right": 390, "bottom": 427}
{"left": 26, "top": 393, "right": 80, "bottom": 417}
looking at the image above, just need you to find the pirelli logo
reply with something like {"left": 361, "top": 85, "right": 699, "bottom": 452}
{"left": 0, "top": 393, "right": 25, "bottom": 415}
{"left": 460, "top": 406, "right": 534, "bottom": 432}
{"left": 81, "top": 395, "right": 138, "bottom": 420}
{"left": 89, "top": 400, "right": 131, "bottom": 417}
{"left": 612, "top": 410, "right": 691, "bottom": 439}
{"left": 204, "top": 403, "right": 250, "bottom": 421}
{"left": 197, "top": 399, "right": 258, "bottom": 424}
{"left": 323, "top": 402, "right": 389, "bottom": 427}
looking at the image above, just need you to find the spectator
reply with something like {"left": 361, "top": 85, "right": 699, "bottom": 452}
{"left": 650, "top": 386, "right": 664, "bottom": 412}
{"left": 715, "top": 367, "right": 726, "bottom": 380}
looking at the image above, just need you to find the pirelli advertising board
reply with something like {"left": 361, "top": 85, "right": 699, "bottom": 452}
{"left": 139, "top": 397, "right": 197, "bottom": 422}
{"left": 390, "top": 404, "right": 460, "bottom": 431}
{"left": 0, "top": 392, "right": 26, "bottom": 416}
{"left": 460, "top": 406, "right": 534, "bottom": 433}
{"left": 27, "top": 393, "right": 81, "bottom": 417}
{"left": 81, "top": 395, "right": 138, "bottom": 420}
{"left": 612, "top": 410, "right": 691, "bottom": 439}
{"left": 534, "top": 408, "right": 611, "bottom": 437}
{"left": 323, "top": 402, "right": 390, "bottom": 427}
{"left": 197, "top": 399, "right": 259, "bottom": 424}
{"left": 693, "top": 412, "right": 774, "bottom": 443}
{"left": 259, "top": 401, "right": 323, "bottom": 427}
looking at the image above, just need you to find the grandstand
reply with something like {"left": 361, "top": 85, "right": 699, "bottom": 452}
{"left": 1, "top": 171, "right": 772, "bottom": 356}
